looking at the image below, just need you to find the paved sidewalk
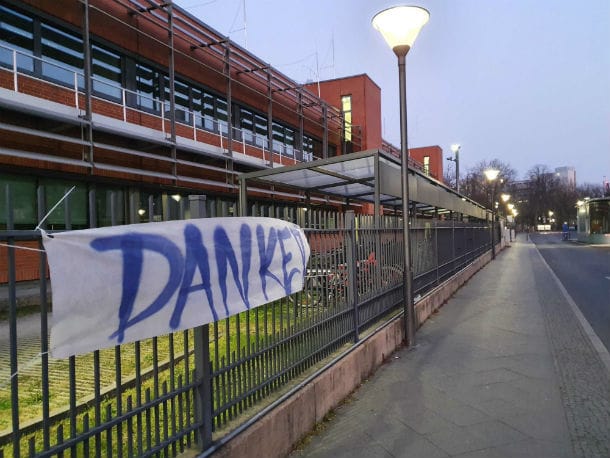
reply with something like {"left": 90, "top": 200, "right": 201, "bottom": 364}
{"left": 291, "top": 237, "right": 610, "bottom": 458}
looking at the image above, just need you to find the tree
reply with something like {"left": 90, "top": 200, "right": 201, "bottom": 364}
{"left": 577, "top": 183, "right": 605, "bottom": 199}
{"left": 443, "top": 161, "right": 456, "bottom": 189}
{"left": 522, "top": 164, "right": 560, "bottom": 228}
{"left": 517, "top": 167, "right": 606, "bottom": 229}
{"left": 460, "top": 159, "right": 517, "bottom": 208}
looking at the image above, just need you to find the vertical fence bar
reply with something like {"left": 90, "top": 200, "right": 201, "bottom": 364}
{"left": 188, "top": 195, "right": 213, "bottom": 450}
{"left": 36, "top": 185, "right": 50, "bottom": 454}
{"left": 345, "top": 210, "right": 358, "bottom": 342}
{"left": 63, "top": 191, "right": 79, "bottom": 457}
{"left": 451, "top": 218, "right": 456, "bottom": 276}
{"left": 6, "top": 184, "right": 21, "bottom": 458}
{"left": 88, "top": 188, "right": 102, "bottom": 458}
{"left": 434, "top": 219, "right": 440, "bottom": 287}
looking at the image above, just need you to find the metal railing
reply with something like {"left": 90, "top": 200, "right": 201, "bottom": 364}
{"left": 0, "top": 45, "right": 317, "bottom": 167}
{"left": 0, "top": 183, "right": 492, "bottom": 457}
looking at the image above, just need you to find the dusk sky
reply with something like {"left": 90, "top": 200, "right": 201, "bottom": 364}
{"left": 176, "top": 0, "right": 610, "bottom": 186}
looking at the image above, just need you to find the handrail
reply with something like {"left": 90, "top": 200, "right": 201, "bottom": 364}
{"left": 0, "top": 43, "right": 318, "bottom": 165}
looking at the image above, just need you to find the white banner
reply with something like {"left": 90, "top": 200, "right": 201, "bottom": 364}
{"left": 43, "top": 217, "right": 310, "bottom": 358}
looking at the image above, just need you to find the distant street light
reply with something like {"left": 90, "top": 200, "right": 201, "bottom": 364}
{"left": 373, "top": 5, "right": 429, "bottom": 348}
{"left": 447, "top": 144, "right": 461, "bottom": 192}
{"left": 484, "top": 168, "right": 500, "bottom": 259}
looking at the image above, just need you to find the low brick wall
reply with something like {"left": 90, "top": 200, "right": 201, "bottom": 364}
{"left": 204, "top": 248, "right": 497, "bottom": 458}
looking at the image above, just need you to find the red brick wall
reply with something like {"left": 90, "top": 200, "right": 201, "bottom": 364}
{"left": 0, "top": 241, "right": 47, "bottom": 283}
{"left": 305, "top": 74, "right": 383, "bottom": 152}
{"left": 410, "top": 146, "right": 443, "bottom": 181}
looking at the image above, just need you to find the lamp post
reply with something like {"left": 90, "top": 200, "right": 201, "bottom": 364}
{"left": 373, "top": 5, "right": 429, "bottom": 347}
{"left": 484, "top": 168, "right": 499, "bottom": 259}
{"left": 448, "top": 143, "right": 460, "bottom": 192}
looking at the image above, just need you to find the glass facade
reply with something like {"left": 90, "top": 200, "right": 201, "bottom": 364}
{"left": 41, "top": 22, "right": 83, "bottom": 86}
{"left": 0, "top": 5, "right": 34, "bottom": 71}
{"left": 92, "top": 44, "right": 122, "bottom": 99}
{"left": 589, "top": 200, "right": 610, "bottom": 234}
{"left": 0, "top": 174, "right": 199, "bottom": 230}
{"left": 0, "top": 175, "right": 37, "bottom": 229}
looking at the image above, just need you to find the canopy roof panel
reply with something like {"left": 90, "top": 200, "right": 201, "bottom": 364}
{"left": 239, "top": 149, "right": 488, "bottom": 219}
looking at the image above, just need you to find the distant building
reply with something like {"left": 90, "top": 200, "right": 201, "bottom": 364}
{"left": 510, "top": 180, "right": 532, "bottom": 205}
{"left": 410, "top": 146, "right": 443, "bottom": 180}
{"left": 555, "top": 166, "right": 576, "bottom": 188}
{"left": 305, "top": 75, "right": 444, "bottom": 181}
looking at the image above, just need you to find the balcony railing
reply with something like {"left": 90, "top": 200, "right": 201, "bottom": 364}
{"left": 0, "top": 44, "right": 318, "bottom": 167}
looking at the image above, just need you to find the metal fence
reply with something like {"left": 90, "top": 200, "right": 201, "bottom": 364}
{"left": 1, "top": 186, "right": 492, "bottom": 458}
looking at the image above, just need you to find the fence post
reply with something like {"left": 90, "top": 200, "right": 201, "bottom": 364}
{"left": 188, "top": 195, "right": 213, "bottom": 451}
{"left": 345, "top": 211, "right": 359, "bottom": 342}
{"left": 435, "top": 219, "right": 440, "bottom": 287}
{"left": 6, "top": 184, "right": 22, "bottom": 457}
{"left": 451, "top": 217, "right": 456, "bottom": 276}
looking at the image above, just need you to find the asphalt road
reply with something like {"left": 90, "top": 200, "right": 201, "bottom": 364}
{"left": 530, "top": 232, "right": 610, "bottom": 351}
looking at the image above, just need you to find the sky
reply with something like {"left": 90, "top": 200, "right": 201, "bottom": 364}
{"left": 175, "top": 0, "right": 610, "bottom": 185}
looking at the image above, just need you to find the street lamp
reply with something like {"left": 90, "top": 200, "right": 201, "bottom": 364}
{"left": 484, "top": 168, "right": 500, "bottom": 259}
{"left": 373, "top": 5, "right": 429, "bottom": 347}
{"left": 447, "top": 144, "right": 461, "bottom": 192}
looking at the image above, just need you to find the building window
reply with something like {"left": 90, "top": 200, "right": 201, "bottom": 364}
{"left": 0, "top": 5, "right": 34, "bottom": 72}
{"left": 240, "top": 107, "right": 254, "bottom": 143}
{"left": 92, "top": 44, "right": 122, "bottom": 100}
{"left": 192, "top": 87, "right": 202, "bottom": 125}
{"left": 136, "top": 63, "right": 163, "bottom": 113}
{"left": 254, "top": 114, "right": 268, "bottom": 147}
{"left": 423, "top": 156, "right": 430, "bottom": 175}
{"left": 216, "top": 97, "right": 229, "bottom": 134}
{"left": 95, "top": 187, "right": 126, "bottom": 227}
{"left": 303, "top": 135, "right": 314, "bottom": 161}
{"left": 42, "top": 179, "right": 87, "bottom": 230}
{"left": 271, "top": 122, "right": 295, "bottom": 157}
{"left": 284, "top": 127, "right": 295, "bottom": 157}
{"left": 41, "top": 23, "right": 83, "bottom": 86}
{"left": 341, "top": 95, "right": 352, "bottom": 142}
{"left": 201, "top": 91, "right": 215, "bottom": 129}
{"left": 590, "top": 201, "right": 610, "bottom": 234}
{"left": 163, "top": 77, "right": 192, "bottom": 124}
{"left": 0, "top": 174, "right": 37, "bottom": 230}
{"left": 197, "top": 90, "right": 229, "bottom": 133}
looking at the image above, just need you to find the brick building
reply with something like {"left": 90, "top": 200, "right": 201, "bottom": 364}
{"left": 0, "top": 0, "right": 443, "bottom": 280}
{"left": 305, "top": 75, "right": 444, "bottom": 181}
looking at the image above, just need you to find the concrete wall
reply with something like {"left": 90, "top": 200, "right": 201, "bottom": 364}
{"left": 204, "top": 247, "right": 498, "bottom": 458}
